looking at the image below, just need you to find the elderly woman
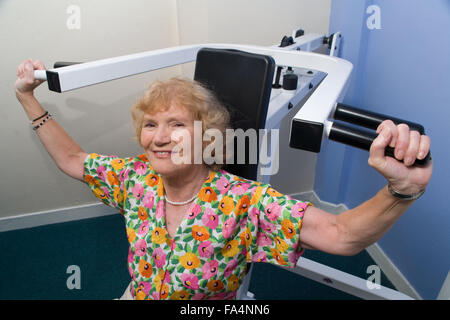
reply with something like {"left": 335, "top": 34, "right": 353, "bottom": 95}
{"left": 15, "top": 60, "right": 432, "bottom": 300}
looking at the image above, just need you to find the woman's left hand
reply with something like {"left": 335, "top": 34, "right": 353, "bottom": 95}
{"left": 368, "top": 120, "right": 433, "bottom": 195}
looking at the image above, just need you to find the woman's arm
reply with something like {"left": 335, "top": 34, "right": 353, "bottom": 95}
{"left": 15, "top": 60, "right": 87, "bottom": 181}
{"left": 299, "top": 120, "right": 433, "bottom": 256}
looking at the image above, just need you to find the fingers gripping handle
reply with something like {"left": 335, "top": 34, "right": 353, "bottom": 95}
{"left": 328, "top": 122, "right": 431, "bottom": 166}
{"left": 330, "top": 104, "right": 431, "bottom": 166}
{"left": 34, "top": 70, "right": 47, "bottom": 80}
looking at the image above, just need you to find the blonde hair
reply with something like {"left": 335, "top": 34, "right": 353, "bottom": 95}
{"left": 131, "top": 77, "right": 231, "bottom": 171}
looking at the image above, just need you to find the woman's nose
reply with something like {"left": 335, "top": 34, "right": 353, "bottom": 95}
{"left": 153, "top": 125, "right": 172, "bottom": 145}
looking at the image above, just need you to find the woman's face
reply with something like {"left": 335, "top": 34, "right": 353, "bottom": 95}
{"left": 140, "top": 103, "right": 201, "bottom": 177}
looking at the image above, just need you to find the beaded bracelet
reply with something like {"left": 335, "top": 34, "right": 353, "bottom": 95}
{"left": 30, "top": 111, "right": 49, "bottom": 124}
{"left": 32, "top": 113, "right": 52, "bottom": 131}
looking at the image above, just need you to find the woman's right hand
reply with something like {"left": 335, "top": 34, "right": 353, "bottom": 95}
{"left": 15, "top": 59, "right": 46, "bottom": 98}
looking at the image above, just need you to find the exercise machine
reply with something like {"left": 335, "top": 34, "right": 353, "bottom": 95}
{"left": 34, "top": 28, "right": 429, "bottom": 300}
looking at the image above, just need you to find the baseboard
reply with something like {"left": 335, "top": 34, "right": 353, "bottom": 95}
{"left": 0, "top": 202, "right": 119, "bottom": 233}
{"left": 291, "top": 190, "right": 422, "bottom": 300}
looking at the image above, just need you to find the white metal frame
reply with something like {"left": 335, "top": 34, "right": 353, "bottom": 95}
{"left": 285, "top": 257, "right": 413, "bottom": 300}
{"left": 34, "top": 31, "right": 413, "bottom": 300}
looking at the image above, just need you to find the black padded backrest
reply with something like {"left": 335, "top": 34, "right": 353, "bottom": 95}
{"left": 194, "top": 48, "right": 275, "bottom": 180}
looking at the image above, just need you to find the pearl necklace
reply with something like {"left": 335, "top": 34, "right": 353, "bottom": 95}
{"left": 164, "top": 171, "right": 210, "bottom": 206}
{"left": 165, "top": 193, "right": 198, "bottom": 206}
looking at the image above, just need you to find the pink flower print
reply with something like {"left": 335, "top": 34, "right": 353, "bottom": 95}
{"left": 224, "top": 259, "right": 238, "bottom": 277}
{"left": 225, "top": 291, "right": 237, "bottom": 300}
{"left": 241, "top": 246, "right": 247, "bottom": 257}
{"left": 256, "top": 232, "right": 272, "bottom": 246}
{"left": 265, "top": 202, "right": 282, "bottom": 221}
{"left": 143, "top": 191, "right": 155, "bottom": 209}
{"left": 152, "top": 291, "right": 160, "bottom": 300}
{"left": 164, "top": 270, "right": 171, "bottom": 283}
{"left": 222, "top": 217, "right": 237, "bottom": 238}
{"left": 260, "top": 218, "right": 276, "bottom": 233}
{"left": 170, "top": 239, "right": 176, "bottom": 251}
{"left": 239, "top": 216, "right": 248, "bottom": 229}
{"left": 249, "top": 208, "right": 260, "bottom": 226}
{"left": 155, "top": 201, "right": 164, "bottom": 220}
{"left": 128, "top": 265, "right": 135, "bottom": 281}
{"left": 288, "top": 250, "right": 304, "bottom": 265}
{"left": 201, "top": 208, "right": 218, "bottom": 229}
{"left": 152, "top": 247, "right": 166, "bottom": 268}
{"left": 187, "top": 203, "right": 202, "bottom": 219}
{"left": 181, "top": 273, "right": 200, "bottom": 290}
{"left": 135, "top": 239, "right": 147, "bottom": 257}
{"left": 128, "top": 247, "right": 134, "bottom": 263}
{"left": 208, "top": 292, "right": 227, "bottom": 300}
{"left": 119, "top": 169, "right": 129, "bottom": 183}
{"left": 291, "top": 202, "right": 307, "bottom": 218}
{"left": 252, "top": 251, "right": 267, "bottom": 262}
{"left": 192, "top": 292, "right": 206, "bottom": 300}
{"left": 198, "top": 241, "right": 214, "bottom": 258}
{"left": 138, "top": 220, "right": 149, "bottom": 236}
{"left": 134, "top": 161, "right": 147, "bottom": 175}
{"left": 137, "top": 281, "right": 151, "bottom": 295}
{"left": 217, "top": 176, "right": 231, "bottom": 194}
{"left": 202, "top": 260, "right": 219, "bottom": 279}
{"left": 132, "top": 183, "right": 144, "bottom": 200}
{"left": 97, "top": 166, "right": 107, "bottom": 182}
{"left": 101, "top": 187, "right": 110, "bottom": 199}
{"left": 231, "top": 183, "right": 251, "bottom": 195}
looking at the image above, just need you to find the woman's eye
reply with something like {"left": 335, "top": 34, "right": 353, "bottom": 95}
{"left": 174, "top": 122, "right": 185, "bottom": 127}
{"left": 144, "top": 122, "right": 155, "bottom": 128}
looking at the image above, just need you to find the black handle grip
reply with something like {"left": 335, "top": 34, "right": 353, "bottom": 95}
{"left": 334, "top": 103, "right": 425, "bottom": 134}
{"left": 329, "top": 122, "right": 431, "bottom": 166}
{"left": 53, "top": 61, "right": 82, "bottom": 68}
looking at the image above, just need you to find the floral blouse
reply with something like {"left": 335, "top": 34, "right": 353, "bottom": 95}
{"left": 83, "top": 153, "right": 310, "bottom": 300}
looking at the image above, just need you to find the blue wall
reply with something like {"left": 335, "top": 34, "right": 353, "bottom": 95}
{"left": 315, "top": 0, "right": 450, "bottom": 299}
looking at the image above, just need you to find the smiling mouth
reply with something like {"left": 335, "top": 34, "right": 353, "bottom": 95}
{"left": 153, "top": 151, "right": 171, "bottom": 158}
{"left": 152, "top": 150, "right": 180, "bottom": 159}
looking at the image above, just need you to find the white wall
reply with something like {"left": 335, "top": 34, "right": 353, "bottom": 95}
{"left": 176, "top": 0, "right": 331, "bottom": 77}
{"left": 0, "top": 0, "right": 331, "bottom": 219}
{"left": 0, "top": 0, "right": 181, "bottom": 218}
{"left": 177, "top": 0, "right": 331, "bottom": 45}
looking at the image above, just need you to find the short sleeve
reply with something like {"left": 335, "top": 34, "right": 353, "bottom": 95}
{"left": 83, "top": 153, "right": 127, "bottom": 212}
{"left": 251, "top": 186, "right": 312, "bottom": 268}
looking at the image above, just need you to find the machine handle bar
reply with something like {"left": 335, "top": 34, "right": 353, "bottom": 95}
{"left": 334, "top": 103, "right": 425, "bottom": 134}
{"left": 329, "top": 122, "right": 431, "bottom": 166}
{"left": 33, "top": 61, "right": 82, "bottom": 80}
